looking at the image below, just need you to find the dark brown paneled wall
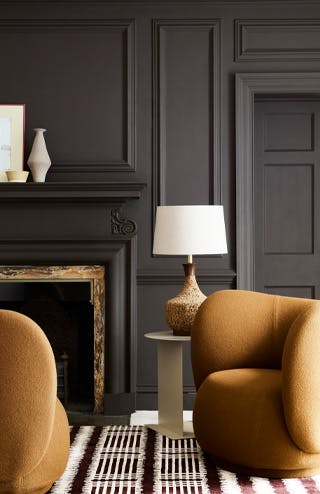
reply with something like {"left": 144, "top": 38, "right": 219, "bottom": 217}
{"left": 1, "top": 0, "right": 320, "bottom": 412}
{"left": 152, "top": 19, "right": 221, "bottom": 210}
{"left": 0, "top": 18, "right": 135, "bottom": 173}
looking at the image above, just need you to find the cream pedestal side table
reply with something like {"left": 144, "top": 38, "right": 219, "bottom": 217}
{"left": 144, "top": 330, "right": 194, "bottom": 439}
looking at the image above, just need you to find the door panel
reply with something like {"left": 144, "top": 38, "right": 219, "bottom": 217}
{"left": 264, "top": 164, "right": 313, "bottom": 254}
{"left": 254, "top": 99, "right": 320, "bottom": 298}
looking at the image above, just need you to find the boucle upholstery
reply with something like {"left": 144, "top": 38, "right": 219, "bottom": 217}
{"left": 191, "top": 289, "right": 320, "bottom": 478}
{"left": 0, "top": 310, "right": 70, "bottom": 493}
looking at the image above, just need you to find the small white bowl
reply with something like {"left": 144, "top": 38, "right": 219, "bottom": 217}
{"left": 6, "top": 171, "right": 29, "bottom": 183}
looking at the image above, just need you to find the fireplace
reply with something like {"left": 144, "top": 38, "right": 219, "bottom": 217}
{"left": 0, "top": 181, "right": 145, "bottom": 415}
{"left": 0, "top": 265, "right": 105, "bottom": 412}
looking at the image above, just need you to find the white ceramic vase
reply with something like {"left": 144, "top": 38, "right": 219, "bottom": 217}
{"left": 27, "top": 128, "right": 51, "bottom": 183}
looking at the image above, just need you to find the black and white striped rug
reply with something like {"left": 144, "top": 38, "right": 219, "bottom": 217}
{"left": 49, "top": 425, "right": 320, "bottom": 493}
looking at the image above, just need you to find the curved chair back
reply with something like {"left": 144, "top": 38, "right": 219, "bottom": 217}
{"left": 0, "top": 310, "right": 57, "bottom": 481}
{"left": 191, "top": 290, "right": 315, "bottom": 389}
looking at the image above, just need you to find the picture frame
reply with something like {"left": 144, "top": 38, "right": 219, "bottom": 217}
{"left": 0, "top": 104, "right": 25, "bottom": 182}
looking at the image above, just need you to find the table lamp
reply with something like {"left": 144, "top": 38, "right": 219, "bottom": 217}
{"left": 153, "top": 205, "right": 227, "bottom": 336}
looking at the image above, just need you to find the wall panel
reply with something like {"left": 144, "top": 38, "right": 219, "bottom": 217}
{"left": 152, "top": 19, "right": 221, "bottom": 214}
{"left": 265, "top": 286, "right": 315, "bottom": 298}
{"left": 235, "top": 19, "right": 320, "bottom": 61}
{"left": 0, "top": 19, "right": 135, "bottom": 173}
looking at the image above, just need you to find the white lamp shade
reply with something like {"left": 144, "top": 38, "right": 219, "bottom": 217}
{"left": 153, "top": 205, "right": 228, "bottom": 255}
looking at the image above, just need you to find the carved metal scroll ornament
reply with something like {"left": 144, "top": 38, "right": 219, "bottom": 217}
{"left": 111, "top": 208, "right": 137, "bottom": 236}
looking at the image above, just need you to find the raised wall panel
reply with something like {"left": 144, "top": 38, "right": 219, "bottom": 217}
{"left": 235, "top": 19, "right": 320, "bottom": 61}
{"left": 0, "top": 19, "right": 135, "bottom": 173}
{"left": 264, "top": 113, "right": 314, "bottom": 152}
{"left": 264, "top": 164, "right": 314, "bottom": 254}
{"left": 153, "top": 19, "right": 221, "bottom": 213}
{"left": 265, "top": 286, "right": 315, "bottom": 299}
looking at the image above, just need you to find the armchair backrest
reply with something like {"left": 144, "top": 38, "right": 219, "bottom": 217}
{"left": 191, "top": 290, "right": 315, "bottom": 389}
{"left": 0, "top": 310, "right": 57, "bottom": 481}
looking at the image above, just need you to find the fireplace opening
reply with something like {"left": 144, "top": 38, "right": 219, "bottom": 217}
{"left": 0, "top": 281, "right": 94, "bottom": 412}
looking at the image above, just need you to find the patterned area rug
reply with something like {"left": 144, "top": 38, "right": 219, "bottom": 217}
{"left": 49, "top": 425, "right": 320, "bottom": 493}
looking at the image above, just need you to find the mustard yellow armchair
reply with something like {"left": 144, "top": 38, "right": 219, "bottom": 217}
{"left": 0, "top": 310, "right": 70, "bottom": 494}
{"left": 191, "top": 289, "right": 320, "bottom": 478}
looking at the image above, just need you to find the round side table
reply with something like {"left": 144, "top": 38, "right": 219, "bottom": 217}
{"left": 144, "top": 330, "right": 194, "bottom": 439}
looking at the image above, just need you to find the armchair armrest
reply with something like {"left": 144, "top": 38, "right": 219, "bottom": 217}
{"left": 282, "top": 305, "right": 320, "bottom": 453}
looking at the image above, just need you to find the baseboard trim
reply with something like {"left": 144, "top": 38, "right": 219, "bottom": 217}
{"left": 135, "top": 392, "right": 195, "bottom": 410}
{"left": 103, "top": 392, "right": 195, "bottom": 415}
{"left": 104, "top": 393, "right": 136, "bottom": 415}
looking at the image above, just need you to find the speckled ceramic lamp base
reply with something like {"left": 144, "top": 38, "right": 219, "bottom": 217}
{"left": 166, "top": 263, "right": 206, "bottom": 336}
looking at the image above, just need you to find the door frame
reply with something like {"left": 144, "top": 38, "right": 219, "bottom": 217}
{"left": 236, "top": 72, "right": 320, "bottom": 290}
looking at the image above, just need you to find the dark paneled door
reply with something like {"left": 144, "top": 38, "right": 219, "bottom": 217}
{"left": 254, "top": 98, "right": 320, "bottom": 298}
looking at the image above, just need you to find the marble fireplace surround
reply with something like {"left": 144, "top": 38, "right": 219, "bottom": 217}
{"left": 0, "top": 265, "right": 105, "bottom": 413}
{"left": 0, "top": 182, "right": 145, "bottom": 415}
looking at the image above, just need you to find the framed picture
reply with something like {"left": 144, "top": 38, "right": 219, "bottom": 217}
{"left": 0, "top": 104, "right": 25, "bottom": 181}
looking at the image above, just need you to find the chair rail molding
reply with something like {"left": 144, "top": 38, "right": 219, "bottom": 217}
{"left": 236, "top": 72, "right": 320, "bottom": 290}
{"left": 137, "top": 269, "right": 236, "bottom": 286}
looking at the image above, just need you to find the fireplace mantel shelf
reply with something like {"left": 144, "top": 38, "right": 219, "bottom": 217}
{"left": 0, "top": 181, "right": 146, "bottom": 202}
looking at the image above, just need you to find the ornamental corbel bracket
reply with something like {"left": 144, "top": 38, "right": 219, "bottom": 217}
{"left": 111, "top": 208, "right": 138, "bottom": 236}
